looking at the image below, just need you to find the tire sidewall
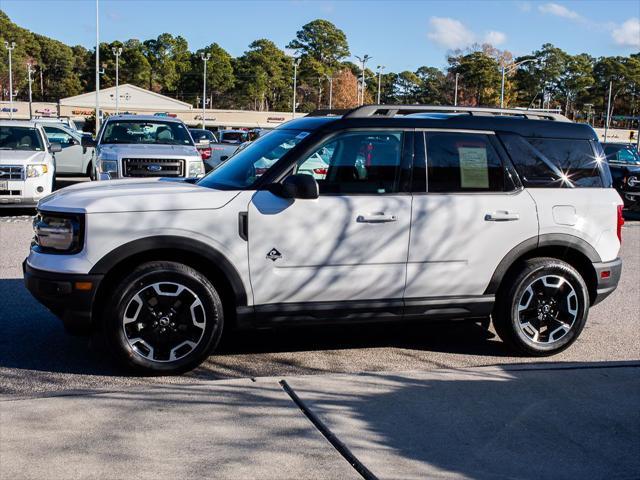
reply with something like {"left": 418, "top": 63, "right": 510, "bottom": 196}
{"left": 508, "top": 261, "right": 589, "bottom": 354}
{"left": 104, "top": 263, "right": 223, "bottom": 374}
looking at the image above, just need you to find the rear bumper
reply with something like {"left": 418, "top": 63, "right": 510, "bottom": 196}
{"left": 23, "top": 260, "right": 103, "bottom": 334}
{"left": 591, "top": 257, "right": 622, "bottom": 306}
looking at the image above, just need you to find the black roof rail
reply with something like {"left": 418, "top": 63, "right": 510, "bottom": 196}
{"left": 306, "top": 108, "right": 353, "bottom": 117}
{"left": 342, "top": 104, "right": 571, "bottom": 122}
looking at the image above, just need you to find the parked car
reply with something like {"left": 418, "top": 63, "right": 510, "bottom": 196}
{"left": 25, "top": 105, "right": 623, "bottom": 374}
{"left": 206, "top": 129, "right": 250, "bottom": 169}
{"left": 602, "top": 142, "right": 640, "bottom": 210}
{"left": 82, "top": 115, "right": 205, "bottom": 180}
{"left": 32, "top": 116, "right": 81, "bottom": 134}
{"left": 35, "top": 121, "right": 95, "bottom": 178}
{"left": 0, "top": 120, "right": 60, "bottom": 208}
{"left": 189, "top": 129, "right": 219, "bottom": 170}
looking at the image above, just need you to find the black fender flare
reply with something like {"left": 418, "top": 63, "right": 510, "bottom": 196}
{"left": 90, "top": 235, "right": 248, "bottom": 306}
{"left": 484, "top": 233, "right": 601, "bottom": 295}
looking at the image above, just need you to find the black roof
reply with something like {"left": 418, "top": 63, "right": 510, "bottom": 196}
{"left": 277, "top": 106, "right": 597, "bottom": 141}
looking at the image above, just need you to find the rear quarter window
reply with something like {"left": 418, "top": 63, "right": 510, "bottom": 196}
{"left": 499, "top": 134, "right": 605, "bottom": 188}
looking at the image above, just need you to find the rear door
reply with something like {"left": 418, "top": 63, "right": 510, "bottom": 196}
{"left": 247, "top": 130, "right": 413, "bottom": 313}
{"left": 406, "top": 130, "right": 538, "bottom": 308}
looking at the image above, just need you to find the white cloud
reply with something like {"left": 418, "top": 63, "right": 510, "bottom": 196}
{"left": 484, "top": 31, "right": 507, "bottom": 46}
{"left": 612, "top": 18, "right": 640, "bottom": 48}
{"left": 427, "top": 17, "right": 475, "bottom": 49}
{"left": 538, "top": 3, "right": 583, "bottom": 21}
{"left": 427, "top": 17, "right": 506, "bottom": 49}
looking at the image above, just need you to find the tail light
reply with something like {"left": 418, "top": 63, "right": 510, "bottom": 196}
{"left": 617, "top": 204, "right": 624, "bottom": 243}
{"left": 313, "top": 167, "right": 328, "bottom": 175}
{"left": 200, "top": 147, "right": 212, "bottom": 160}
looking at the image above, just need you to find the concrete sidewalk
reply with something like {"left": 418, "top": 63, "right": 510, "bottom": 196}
{"left": 1, "top": 362, "right": 638, "bottom": 480}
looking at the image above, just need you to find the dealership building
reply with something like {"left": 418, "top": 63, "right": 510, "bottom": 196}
{"left": 0, "top": 83, "right": 302, "bottom": 129}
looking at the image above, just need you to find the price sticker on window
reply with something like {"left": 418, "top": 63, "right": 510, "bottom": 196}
{"left": 459, "top": 147, "right": 489, "bottom": 189}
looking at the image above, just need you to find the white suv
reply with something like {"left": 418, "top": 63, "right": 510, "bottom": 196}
{"left": 24, "top": 106, "right": 624, "bottom": 374}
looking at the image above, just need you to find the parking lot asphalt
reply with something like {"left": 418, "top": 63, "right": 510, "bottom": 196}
{"left": 1, "top": 181, "right": 638, "bottom": 398}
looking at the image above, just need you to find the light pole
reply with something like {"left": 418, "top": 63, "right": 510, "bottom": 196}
{"left": 95, "top": 0, "right": 100, "bottom": 134}
{"left": 355, "top": 54, "right": 372, "bottom": 105}
{"left": 376, "top": 65, "right": 385, "bottom": 104}
{"left": 112, "top": 46, "right": 122, "bottom": 114}
{"left": 200, "top": 52, "right": 210, "bottom": 129}
{"left": 604, "top": 79, "right": 613, "bottom": 143}
{"left": 39, "top": 67, "right": 44, "bottom": 100}
{"left": 501, "top": 58, "right": 536, "bottom": 108}
{"left": 292, "top": 57, "right": 301, "bottom": 118}
{"left": 4, "top": 41, "right": 16, "bottom": 119}
{"left": 27, "top": 63, "right": 34, "bottom": 119}
{"left": 326, "top": 74, "right": 333, "bottom": 110}
{"left": 454, "top": 72, "right": 460, "bottom": 107}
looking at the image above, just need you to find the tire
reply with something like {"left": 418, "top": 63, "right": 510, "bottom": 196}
{"left": 102, "top": 261, "right": 224, "bottom": 375}
{"left": 86, "top": 162, "right": 96, "bottom": 181}
{"left": 492, "top": 257, "right": 589, "bottom": 356}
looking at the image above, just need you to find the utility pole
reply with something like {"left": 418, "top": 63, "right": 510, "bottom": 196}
{"left": 27, "top": 63, "right": 34, "bottom": 119}
{"left": 95, "top": 0, "right": 100, "bottom": 134}
{"left": 604, "top": 79, "right": 613, "bottom": 143}
{"left": 292, "top": 58, "right": 301, "bottom": 118}
{"left": 112, "top": 46, "right": 122, "bottom": 114}
{"left": 355, "top": 54, "right": 372, "bottom": 106}
{"left": 376, "top": 65, "right": 385, "bottom": 104}
{"left": 200, "top": 52, "right": 210, "bottom": 129}
{"left": 454, "top": 73, "right": 459, "bottom": 107}
{"left": 39, "top": 67, "right": 44, "bottom": 100}
{"left": 4, "top": 41, "right": 16, "bottom": 119}
{"left": 326, "top": 74, "right": 333, "bottom": 110}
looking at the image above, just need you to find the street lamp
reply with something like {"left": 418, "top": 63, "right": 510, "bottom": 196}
{"left": 200, "top": 52, "right": 210, "bottom": 129}
{"left": 112, "top": 46, "right": 122, "bottom": 114}
{"left": 95, "top": 0, "right": 100, "bottom": 133}
{"left": 376, "top": 65, "right": 385, "bottom": 104}
{"left": 604, "top": 78, "right": 613, "bottom": 143}
{"left": 292, "top": 57, "right": 301, "bottom": 118}
{"left": 4, "top": 41, "right": 16, "bottom": 119}
{"left": 27, "top": 62, "right": 34, "bottom": 119}
{"left": 355, "top": 54, "right": 372, "bottom": 105}
{"left": 501, "top": 58, "right": 537, "bottom": 108}
{"left": 454, "top": 72, "right": 460, "bottom": 107}
{"left": 326, "top": 74, "right": 334, "bottom": 110}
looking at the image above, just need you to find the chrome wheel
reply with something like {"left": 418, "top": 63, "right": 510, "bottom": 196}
{"left": 516, "top": 275, "right": 579, "bottom": 344}
{"left": 122, "top": 282, "right": 207, "bottom": 363}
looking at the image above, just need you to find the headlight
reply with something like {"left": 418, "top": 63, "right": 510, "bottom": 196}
{"left": 33, "top": 212, "right": 83, "bottom": 253}
{"left": 27, "top": 164, "right": 49, "bottom": 178}
{"left": 97, "top": 158, "right": 119, "bottom": 175}
{"left": 188, "top": 161, "right": 205, "bottom": 177}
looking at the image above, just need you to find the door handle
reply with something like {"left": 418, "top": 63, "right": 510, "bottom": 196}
{"left": 357, "top": 213, "right": 397, "bottom": 223}
{"left": 485, "top": 211, "right": 520, "bottom": 221}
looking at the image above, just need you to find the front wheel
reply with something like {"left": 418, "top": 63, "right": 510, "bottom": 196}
{"left": 493, "top": 257, "right": 589, "bottom": 356}
{"left": 102, "top": 261, "right": 224, "bottom": 374}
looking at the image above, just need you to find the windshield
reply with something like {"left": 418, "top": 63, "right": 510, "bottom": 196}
{"left": 197, "top": 129, "right": 309, "bottom": 190}
{"left": 604, "top": 145, "right": 640, "bottom": 165}
{"left": 0, "top": 126, "right": 45, "bottom": 151}
{"left": 190, "top": 129, "right": 218, "bottom": 143}
{"left": 101, "top": 120, "right": 193, "bottom": 146}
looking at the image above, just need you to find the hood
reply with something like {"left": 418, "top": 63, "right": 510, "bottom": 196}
{"left": 0, "top": 150, "right": 48, "bottom": 165}
{"left": 37, "top": 178, "right": 240, "bottom": 214}
{"left": 99, "top": 144, "right": 199, "bottom": 158}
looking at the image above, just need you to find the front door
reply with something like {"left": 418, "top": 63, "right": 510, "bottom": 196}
{"left": 42, "top": 126, "right": 83, "bottom": 174}
{"left": 248, "top": 130, "right": 413, "bottom": 313}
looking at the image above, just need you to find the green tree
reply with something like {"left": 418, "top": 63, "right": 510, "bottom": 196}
{"left": 448, "top": 51, "right": 501, "bottom": 106}
{"left": 143, "top": 33, "right": 191, "bottom": 93}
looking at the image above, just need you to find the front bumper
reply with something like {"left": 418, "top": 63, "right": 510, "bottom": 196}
{"left": 23, "top": 261, "right": 103, "bottom": 335}
{"left": 591, "top": 257, "right": 622, "bottom": 306}
{"left": 0, "top": 177, "right": 52, "bottom": 207}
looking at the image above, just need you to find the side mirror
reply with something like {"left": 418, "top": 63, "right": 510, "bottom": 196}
{"left": 81, "top": 136, "right": 96, "bottom": 148}
{"left": 69, "top": 137, "right": 79, "bottom": 146}
{"left": 49, "top": 142, "right": 62, "bottom": 153}
{"left": 280, "top": 174, "right": 319, "bottom": 199}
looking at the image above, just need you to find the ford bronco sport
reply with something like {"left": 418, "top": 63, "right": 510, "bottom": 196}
{"left": 25, "top": 106, "right": 623, "bottom": 374}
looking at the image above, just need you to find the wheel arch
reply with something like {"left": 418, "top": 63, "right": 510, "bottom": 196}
{"left": 484, "top": 234, "right": 600, "bottom": 304}
{"left": 90, "top": 236, "right": 248, "bottom": 329}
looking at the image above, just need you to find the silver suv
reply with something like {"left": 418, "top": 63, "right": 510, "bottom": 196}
{"left": 83, "top": 115, "right": 205, "bottom": 180}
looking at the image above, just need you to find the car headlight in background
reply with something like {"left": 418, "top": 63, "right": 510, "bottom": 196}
{"left": 32, "top": 212, "right": 83, "bottom": 253}
{"left": 26, "top": 164, "right": 49, "bottom": 178}
{"left": 188, "top": 161, "right": 205, "bottom": 178}
{"left": 97, "top": 158, "right": 119, "bottom": 175}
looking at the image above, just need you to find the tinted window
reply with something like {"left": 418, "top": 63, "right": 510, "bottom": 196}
{"left": 425, "top": 133, "right": 505, "bottom": 192}
{"left": 0, "top": 126, "right": 44, "bottom": 151}
{"left": 297, "top": 131, "right": 404, "bottom": 194}
{"left": 43, "top": 126, "right": 75, "bottom": 148}
{"left": 604, "top": 145, "right": 640, "bottom": 165}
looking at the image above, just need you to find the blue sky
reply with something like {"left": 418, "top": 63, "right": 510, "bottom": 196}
{"left": 2, "top": 0, "right": 639, "bottom": 71}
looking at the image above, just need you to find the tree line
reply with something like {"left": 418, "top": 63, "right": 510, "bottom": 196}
{"left": 1, "top": 11, "right": 638, "bottom": 127}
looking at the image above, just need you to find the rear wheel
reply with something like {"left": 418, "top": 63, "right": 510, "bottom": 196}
{"left": 493, "top": 257, "right": 589, "bottom": 356}
{"left": 86, "top": 161, "right": 96, "bottom": 181}
{"left": 102, "top": 261, "right": 224, "bottom": 374}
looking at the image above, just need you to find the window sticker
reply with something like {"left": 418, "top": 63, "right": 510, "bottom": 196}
{"left": 295, "top": 131, "right": 310, "bottom": 140}
{"left": 459, "top": 146, "right": 489, "bottom": 188}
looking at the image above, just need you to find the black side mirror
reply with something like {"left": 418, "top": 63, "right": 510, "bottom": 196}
{"left": 69, "top": 137, "right": 79, "bottom": 146}
{"left": 81, "top": 136, "right": 96, "bottom": 148}
{"left": 280, "top": 174, "right": 319, "bottom": 199}
{"left": 49, "top": 142, "right": 62, "bottom": 153}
